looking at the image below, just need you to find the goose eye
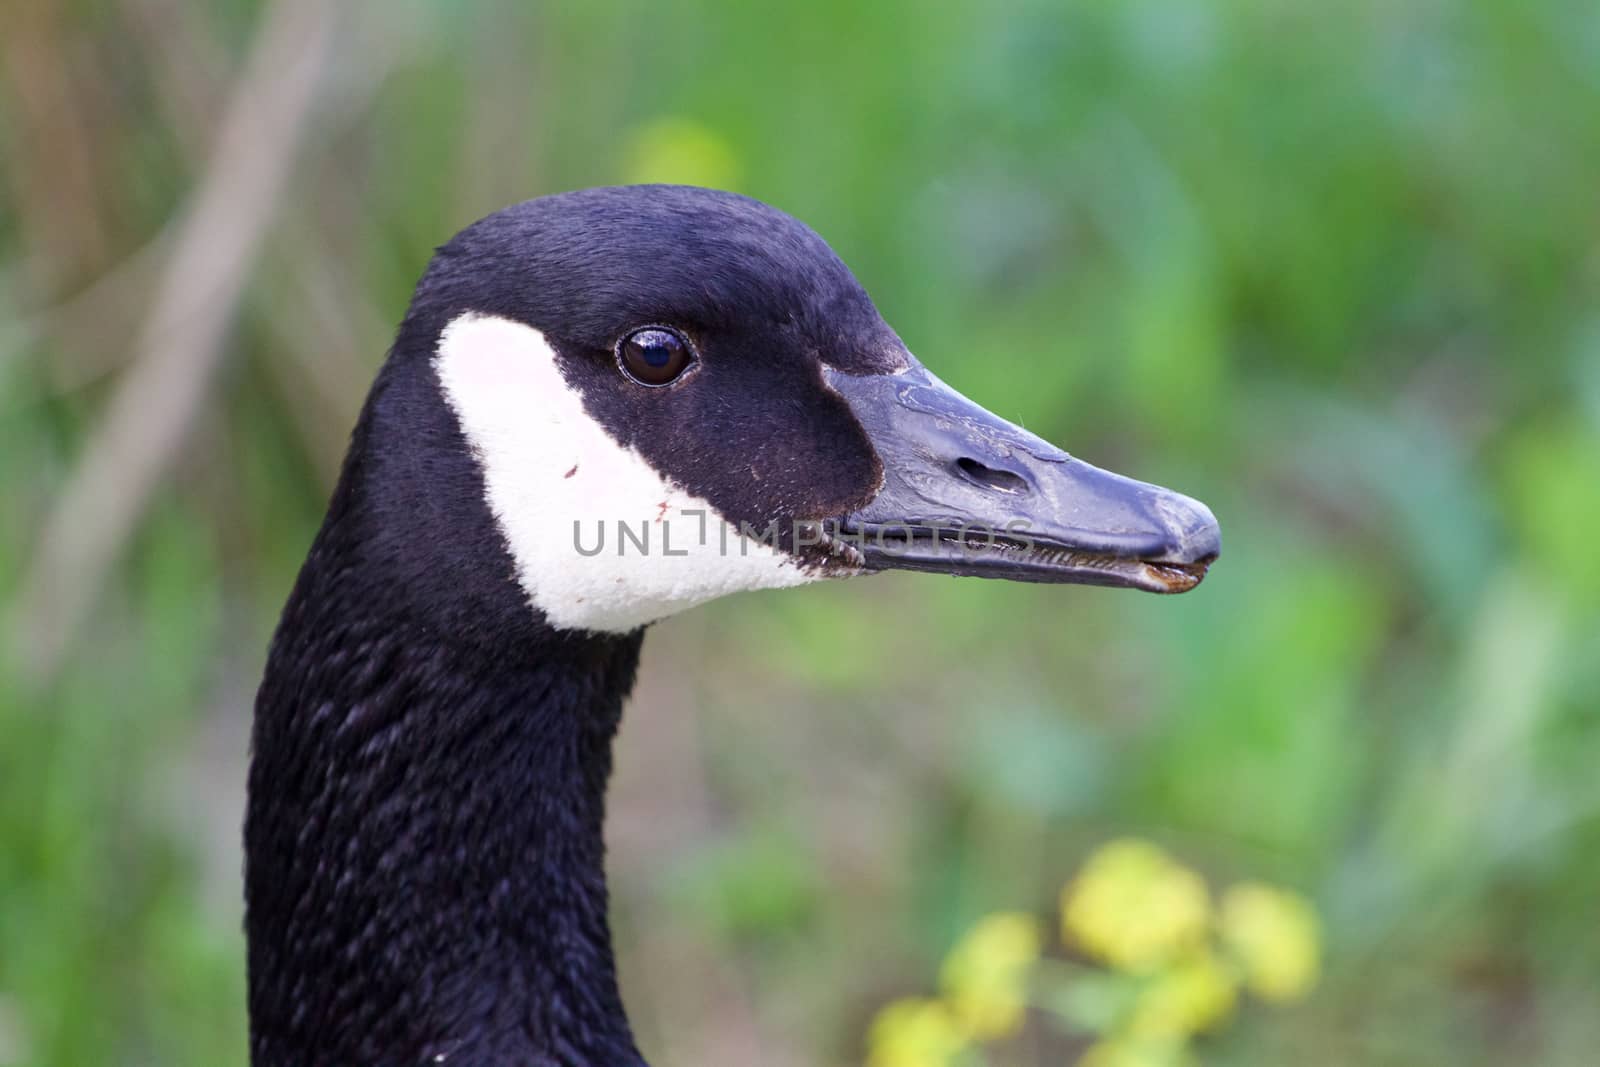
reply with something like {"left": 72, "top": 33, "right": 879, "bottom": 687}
{"left": 617, "top": 327, "right": 694, "bottom": 386}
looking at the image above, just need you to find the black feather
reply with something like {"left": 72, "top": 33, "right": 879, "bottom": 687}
{"left": 247, "top": 185, "right": 904, "bottom": 1065}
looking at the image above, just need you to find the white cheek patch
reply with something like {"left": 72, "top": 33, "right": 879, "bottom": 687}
{"left": 434, "top": 313, "right": 825, "bottom": 633}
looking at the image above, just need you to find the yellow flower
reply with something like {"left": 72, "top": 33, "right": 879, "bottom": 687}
{"left": 1219, "top": 882, "right": 1321, "bottom": 1002}
{"left": 622, "top": 116, "right": 743, "bottom": 190}
{"left": 939, "top": 911, "right": 1043, "bottom": 1039}
{"left": 1126, "top": 949, "right": 1238, "bottom": 1038}
{"left": 1079, "top": 1036, "right": 1196, "bottom": 1067}
{"left": 865, "top": 997, "right": 968, "bottom": 1067}
{"left": 1062, "top": 840, "right": 1211, "bottom": 972}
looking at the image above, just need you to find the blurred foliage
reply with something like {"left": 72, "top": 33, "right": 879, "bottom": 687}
{"left": 3, "top": 0, "right": 1600, "bottom": 1065}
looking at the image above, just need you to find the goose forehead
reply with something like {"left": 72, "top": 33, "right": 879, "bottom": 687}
{"left": 414, "top": 187, "right": 909, "bottom": 375}
{"left": 432, "top": 313, "right": 842, "bottom": 633}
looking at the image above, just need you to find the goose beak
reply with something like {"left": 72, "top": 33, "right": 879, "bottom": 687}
{"left": 823, "top": 362, "right": 1220, "bottom": 593}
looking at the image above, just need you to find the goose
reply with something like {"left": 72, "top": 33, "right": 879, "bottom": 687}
{"left": 246, "top": 184, "right": 1220, "bottom": 1067}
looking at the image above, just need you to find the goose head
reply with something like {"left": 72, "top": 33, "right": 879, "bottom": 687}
{"left": 249, "top": 184, "right": 1222, "bottom": 1065}
{"left": 408, "top": 184, "right": 1218, "bottom": 635}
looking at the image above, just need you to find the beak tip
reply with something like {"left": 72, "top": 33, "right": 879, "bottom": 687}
{"left": 1152, "top": 491, "right": 1221, "bottom": 566}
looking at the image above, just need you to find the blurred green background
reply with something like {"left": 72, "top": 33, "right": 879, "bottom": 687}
{"left": 3, "top": 0, "right": 1599, "bottom": 1064}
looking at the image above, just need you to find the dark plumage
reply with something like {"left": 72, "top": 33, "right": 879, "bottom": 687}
{"left": 246, "top": 185, "right": 1218, "bottom": 1066}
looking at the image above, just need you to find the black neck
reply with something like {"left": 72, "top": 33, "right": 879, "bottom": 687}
{"left": 245, "top": 355, "right": 647, "bottom": 1066}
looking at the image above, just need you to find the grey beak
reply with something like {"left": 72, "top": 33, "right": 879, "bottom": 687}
{"left": 823, "top": 362, "right": 1220, "bottom": 593}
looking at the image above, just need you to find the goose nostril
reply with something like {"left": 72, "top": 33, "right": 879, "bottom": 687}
{"left": 955, "top": 457, "right": 1029, "bottom": 494}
